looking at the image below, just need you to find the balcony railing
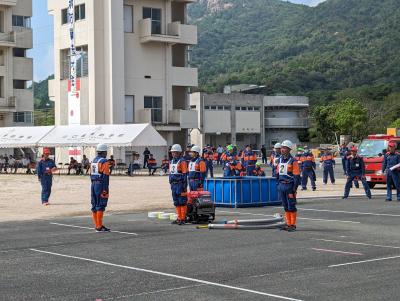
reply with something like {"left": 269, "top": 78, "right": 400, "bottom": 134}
{"left": 139, "top": 19, "right": 197, "bottom": 45}
{"left": 265, "top": 117, "right": 309, "bottom": 128}
{"left": 0, "top": 0, "right": 17, "bottom": 6}
{"left": 0, "top": 31, "right": 15, "bottom": 45}
{"left": 264, "top": 96, "right": 309, "bottom": 107}
{"left": 171, "top": 67, "right": 198, "bottom": 87}
{"left": 0, "top": 97, "right": 16, "bottom": 111}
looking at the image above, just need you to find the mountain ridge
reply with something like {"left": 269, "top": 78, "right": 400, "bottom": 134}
{"left": 189, "top": 0, "right": 400, "bottom": 103}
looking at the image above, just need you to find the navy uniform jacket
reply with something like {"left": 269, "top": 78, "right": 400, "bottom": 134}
{"left": 346, "top": 155, "right": 365, "bottom": 176}
{"left": 382, "top": 152, "right": 400, "bottom": 173}
{"left": 37, "top": 159, "right": 56, "bottom": 180}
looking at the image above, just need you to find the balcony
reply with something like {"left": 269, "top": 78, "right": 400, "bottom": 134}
{"left": 0, "top": 0, "right": 17, "bottom": 6}
{"left": 171, "top": 67, "right": 198, "bottom": 87}
{"left": 137, "top": 109, "right": 152, "bottom": 123}
{"left": 14, "top": 89, "right": 33, "bottom": 111}
{"left": 139, "top": 19, "right": 197, "bottom": 45}
{"left": 0, "top": 97, "right": 16, "bottom": 112}
{"left": 265, "top": 117, "right": 309, "bottom": 129}
{"left": 13, "top": 26, "right": 33, "bottom": 49}
{"left": 13, "top": 57, "right": 33, "bottom": 80}
{"left": 0, "top": 31, "right": 15, "bottom": 47}
{"left": 169, "top": 109, "right": 198, "bottom": 129}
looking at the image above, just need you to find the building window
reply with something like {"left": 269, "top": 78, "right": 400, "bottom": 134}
{"left": 61, "top": 9, "right": 68, "bottom": 24}
{"left": 12, "top": 15, "right": 31, "bottom": 28}
{"left": 13, "top": 112, "right": 33, "bottom": 124}
{"left": 61, "top": 45, "right": 89, "bottom": 79}
{"left": 125, "top": 95, "right": 135, "bottom": 123}
{"left": 62, "top": 4, "right": 85, "bottom": 25}
{"left": 190, "top": 105, "right": 196, "bottom": 110}
{"left": 13, "top": 80, "right": 27, "bottom": 89}
{"left": 124, "top": 5, "right": 134, "bottom": 33}
{"left": 13, "top": 48, "right": 26, "bottom": 57}
{"left": 75, "top": 4, "right": 86, "bottom": 21}
{"left": 204, "top": 106, "right": 210, "bottom": 110}
{"left": 223, "top": 106, "right": 231, "bottom": 111}
{"left": 143, "top": 7, "right": 161, "bottom": 34}
{"left": 144, "top": 96, "right": 162, "bottom": 123}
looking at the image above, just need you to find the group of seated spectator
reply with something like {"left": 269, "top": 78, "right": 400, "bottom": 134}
{"left": 0, "top": 154, "right": 35, "bottom": 174}
{"left": 126, "top": 152, "right": 169, "bottom": 176}
{"left": 66, "top": 155, "right": 116, "bottom": 175}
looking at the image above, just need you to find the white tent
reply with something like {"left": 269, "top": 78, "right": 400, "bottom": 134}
{"left": 38, "top": 124, "right": 167, "bottom": 147}
{"left": 0, "top": 126, "right": 55, "bottom": 149}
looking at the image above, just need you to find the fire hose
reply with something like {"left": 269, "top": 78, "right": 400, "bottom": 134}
{"left": 197, "top": 214, "right": 284, "bottom": 230}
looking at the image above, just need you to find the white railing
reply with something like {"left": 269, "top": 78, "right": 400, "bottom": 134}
{"left": 0, "top": 97, "right": 16, "bottom": 108}
{"left": 0, "top": 32, "right": 15, "bottom": 43}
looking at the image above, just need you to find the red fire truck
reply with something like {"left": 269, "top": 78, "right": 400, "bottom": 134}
{"left": 359, "top": 134, "right": 400, "bottom": 188}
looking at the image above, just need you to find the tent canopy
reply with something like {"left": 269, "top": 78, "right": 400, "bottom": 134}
{"left": 0, "top": 126, "right": 55, "bottom": 149}
{"left": 38, "top": 124, "right": 167, "bottom": 147}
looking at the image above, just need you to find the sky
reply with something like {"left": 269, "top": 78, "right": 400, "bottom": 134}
{"left": 29, "top": 0, "right": 54, "bottom": 82}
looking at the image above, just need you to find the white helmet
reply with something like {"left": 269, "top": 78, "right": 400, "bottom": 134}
{"left": 171, "top": 144, "right": 182, "bottom": 152}
{"left": 96, "top": 143, "right": 108, "bottom": 152}
{"left": 281, "top": 140, "right": 293, "bottom": 150}
{"left": 191, "top": 145, "right": 202, "bottom": 155}
{"left": 274, "top": 143, "right": 282, "bottom": 149}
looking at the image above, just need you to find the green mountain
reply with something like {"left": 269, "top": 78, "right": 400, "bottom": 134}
{"left": 190, "top": 0, "right": 400, "bottom": 103}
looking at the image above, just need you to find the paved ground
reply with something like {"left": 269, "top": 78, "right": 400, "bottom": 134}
{"left": 2, "top": 194, "right": 400, "bottom": 301}
{"left": 0, "top": 163, "right": 388, "bottom": 222}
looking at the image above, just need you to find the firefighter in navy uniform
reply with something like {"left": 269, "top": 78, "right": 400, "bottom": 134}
{"left": 241, "top": 145, "right": 258, "bottom": 176}
{"left": 90, "top": 143, "right": 111, "bottom": 232}
{"left": 253, "top": 162, "right": 265, "bottom": 177}
{"left": 203, "top": 146, "right": 214, "bottom": 178}
{"left": 37, "top": 148, "right": 57, "bottom": 206}
{"left": 187, "top": 146, "right": 207, "bottom": 191}
{"left": 382, "top": 141, "right": 400, "bottom": 202}
{"left": 269, "top": 143, "right": 281, "bottom": 177}
{"left": 342, "top": 146, "right": 372, "bottom": 199}
{"left": 221, "top": 145, "right": 242, "bottom": 177}
{"left": 301, "top": 147, "right": 316, "bottom": 191}
{"left": 276, "top": 140, "right": 301, "bottom": 232}
{"left": 183, "top": 145, "right": 192, "bottom": 166}
{"left": 320, "top": 149, "right": 336, "bottom": 185}
{"left": 169, "top": 144, "right": 188, "bottom": 225}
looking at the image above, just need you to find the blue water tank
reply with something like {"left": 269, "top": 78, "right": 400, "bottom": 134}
{"left": 205, "top": 177, "right": 280, "bottom": 208}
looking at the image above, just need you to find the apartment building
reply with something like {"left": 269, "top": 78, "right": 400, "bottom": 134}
{"left": 190, "top": 92, "right": 309, "bottom": 149}
{"left": 0, "top": 0, "right": 33, "bottom": 128}
{"left": 48, "top": 0, "right": 198, "bottom": 146}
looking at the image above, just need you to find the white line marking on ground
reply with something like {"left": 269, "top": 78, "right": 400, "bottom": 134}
{"left": 312, "top": 238, "right": 400, "bottom": 250}
{"left": 217, "top": 210, "right": 360, "bottom": 224}
{"left": 49, "top": 222, "right": 139, "bottom": 236}
{"left": 298, "top": 208, "right": 400, "bottom": 217}
{"left": 311, "top": 248, "right": 363, "bottom": 256}
{"left": 329, "top": 255, "right": 400, "bottom": 268}
{"left": 103, "top": 284, "right": 206, "bottom": 300}
{"left": 298, "top": 193, "right": 386, "bottom": 200}
{"left": 30, "top": 249, "right": 303, "bottom": 301}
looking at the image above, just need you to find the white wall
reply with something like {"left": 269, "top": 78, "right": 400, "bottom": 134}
{"left": 235, "top": 111, "right": 260, "bottom": 133}
{"left": 204, "top": 111, "right": 231, "bottom": 133}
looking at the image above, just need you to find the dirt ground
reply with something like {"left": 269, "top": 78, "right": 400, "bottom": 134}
{"left": 0, "top": 174, "right": 384, "bottom": 222}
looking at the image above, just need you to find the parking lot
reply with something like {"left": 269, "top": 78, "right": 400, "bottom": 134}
{"left": 2, "top": 194, "right": 400, "bottom": 300}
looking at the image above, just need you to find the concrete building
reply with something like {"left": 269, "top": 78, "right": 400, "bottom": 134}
{"left": 0, "top": 0, "right": 33, "bottom": 128}
{"left": 48, "top": 0, "right": 198, "bottom": 148}
{"left": 190, "top": 92, "right": 309, "bottom": 149}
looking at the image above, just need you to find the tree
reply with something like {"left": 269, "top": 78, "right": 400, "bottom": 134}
{"left": 331, "top": 98, "right": 369, "bottom": 141}
{"left": 390, "top": 119, "right": 400, "bottom": 128}
{"left": 308, "top": 105, "right": 337, "bottom": 143}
